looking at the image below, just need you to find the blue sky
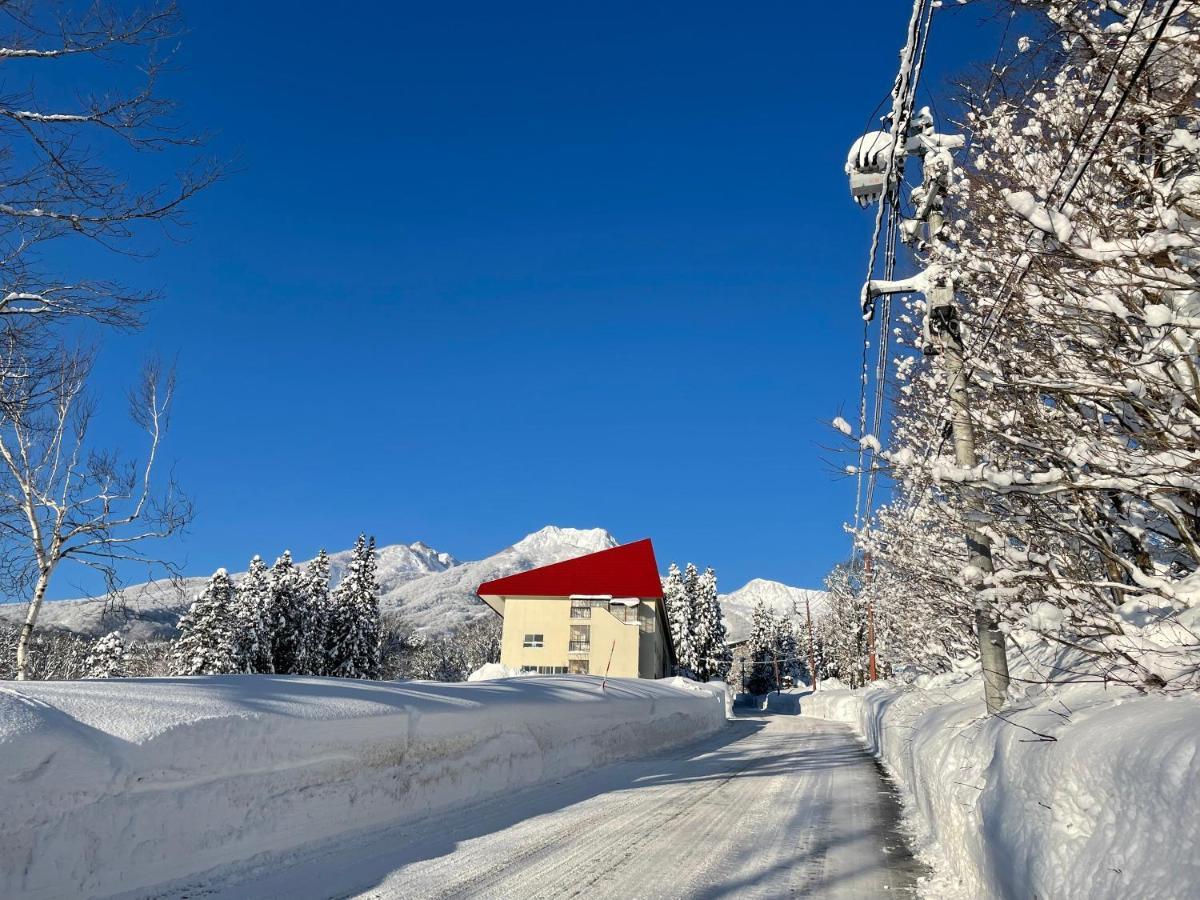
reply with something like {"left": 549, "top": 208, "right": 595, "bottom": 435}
{"left": 45, "top": 1, "right": 1011, "bottom": 598}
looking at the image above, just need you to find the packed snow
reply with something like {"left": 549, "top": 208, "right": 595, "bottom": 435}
{"left": 802, "top": 641, "right": 1200, "bottom": 900}
{"left": 158, "top": 709, "right": 924, "bottom": 899}
{"left": 0, "top": 674, "right": 727, "bottom": 899}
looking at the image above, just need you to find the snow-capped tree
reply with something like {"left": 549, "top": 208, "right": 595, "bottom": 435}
{"left": 662, "top": 563, "right": 695, "bottom": 676}
{"left": 172, "top": 569, "right": 241, "bottom": 676}
{"left": 691, "top": 567, "right": 732, "bottom": 682}
{"left": 0, "top": 4, "right": 216, "bottom": 679}
{"left": 264, "top": 551, "right": 312, "bottom": 675}
{"left": 837, "top": 0, "right": 1200, "bottom": 692}
{"left": 745, "top": 601, "right": 777, "bottom": 694}
{"left": 84, "top": 631, "right": 128, "bottom": 679}
{"left": 742, "top": 598, "right": 806, "bottom": 693}
{"left": 394, "top": 617, "right": 501, "bottom": 682}
{"left": 459, "top": 616, "right": 503, "bottom": 675}
{"left": 236, "top": 555, "right": 272, "bottom": 674}
{"left": 301, "top": 549, "right": 332, "bottom": 676}
{"left": 327, "top": 535, "right": 381, "bottom": 679}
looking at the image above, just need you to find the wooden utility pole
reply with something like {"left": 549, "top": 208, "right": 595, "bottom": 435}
{"left": 847, "top": 105, "right": 1011, "bottom": 714}
{"left": 864, "top": 552, "right": 878, "bottom": 682}
{"left": 927, "top": 192, "right": 1010, "bottom": 715}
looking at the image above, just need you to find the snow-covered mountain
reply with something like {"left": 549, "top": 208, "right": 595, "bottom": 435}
{"left": 0, "top": 526, "right": 820, "bottom": 644}
{"left": 380, "top": 526, "right": 618, "bottom": 631}
{"left": 0, "top": 540, "right": 461, "bottom": 642}
{"left": 719, "top": 578, "right": 828, "bottom": 643}
{"left": 0, "top": 526, "right": 618, "bottom": 641}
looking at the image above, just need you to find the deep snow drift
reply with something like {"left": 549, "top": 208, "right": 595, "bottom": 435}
{"left": 0, "top": 674, "right": 727, "bottom": 899}
{"left": 803, "top": 644, "right": 1200, "bottom": 900}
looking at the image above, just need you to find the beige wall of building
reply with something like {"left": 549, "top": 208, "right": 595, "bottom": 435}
{"left": 499, "top": 596, "right": 671, "bottom": 678}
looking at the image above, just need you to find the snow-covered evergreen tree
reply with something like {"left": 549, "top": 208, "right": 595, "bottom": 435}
{"left": 691, "top": 567, "right": 732, "bottom": 682}
{"left": 235, "top": 555, "right": 272, "bottom": 674}
{"left": 743, "top": 600, "right": 802, "bottom": 693}
{"left": 662, "top": 563, "right": 694, "bottom": 676}
{"left": 84, "top": 630, "right": 127, "bottom": 678}
{"left": 773, "top": 613, "right": 800, "bottom": 685}
{"left": 746, "top": 600, "right": 776, "bottom": 694}
{"left": 302, "top": 549, "right": 332, "bottom": 676}
{"left": 327, "top": 534, "right": 381, "bottom": 679}
{"left": 171, "top": 569, "right": 241, "bottom": 676}
{"left": 265, "top": 551, "right": 311, "bottom": 675}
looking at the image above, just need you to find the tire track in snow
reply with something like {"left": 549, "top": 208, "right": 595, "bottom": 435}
{"left": 162, "top": 710, "right": 927, "bottom": 899}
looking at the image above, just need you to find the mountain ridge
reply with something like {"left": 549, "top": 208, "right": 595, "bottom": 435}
{"left": 0, "top": 526, "right": 822, "bottom": 645}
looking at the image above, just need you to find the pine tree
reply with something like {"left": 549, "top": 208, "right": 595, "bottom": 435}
{"left": 774, "top": 614, "right": 800, "bottom": 685}
{"left": 236, "top": 555, "right": 272, "bottom": 673}
{"left": 172, "top": 569, "right": 241, "bottom": 676}
{"left": 84, "top": 630, "right": 128, "bottom": 678}
{"left": 265, "top": 551, "right": 311, "bottom": 675}
{"left": 746, "top": 601, "right": 773, "bottom": 694}
{"left": 302, "top": 549, "right": 332, "bottom": 676}
{"left": 692, "top": 567, "right": 732, "bottom": 682}
{"left": 662, "top": 563, "right": 694, "bottom": 676}
{"left": 328, "top": 534, "right": 382, "bottom": 679}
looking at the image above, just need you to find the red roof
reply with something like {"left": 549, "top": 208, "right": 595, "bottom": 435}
{"left": 478, "top": 539, "right": 663, "bottom": 600}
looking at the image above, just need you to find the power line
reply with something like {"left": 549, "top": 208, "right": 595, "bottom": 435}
{"left": 851, "top": 0, "right": 935, "bottom": 555}
{"left": 890, "top": 0, "right": 1182, "bottom": 514}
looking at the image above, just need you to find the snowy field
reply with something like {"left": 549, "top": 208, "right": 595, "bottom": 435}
{"left": 0, "top": 675, "right": 727, "bottom": 899}
{"left": 803, "top": 647, "right": 1200, "bottom": 900}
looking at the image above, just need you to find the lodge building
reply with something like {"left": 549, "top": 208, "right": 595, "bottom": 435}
{"left": 476, "top": 539, "right": 676, "bottom": 679}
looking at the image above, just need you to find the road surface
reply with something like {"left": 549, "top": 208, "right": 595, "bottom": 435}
{"left": 170, "top": 709, "right": 926, "bottom": 899}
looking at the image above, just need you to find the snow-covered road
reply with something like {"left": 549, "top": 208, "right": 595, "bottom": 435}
{"left": 174, "top": 710, "right": 926, "bottom": 899}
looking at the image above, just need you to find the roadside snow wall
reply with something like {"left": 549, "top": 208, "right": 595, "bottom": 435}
{"left": 0, "top": 674, "right": 727, "bottom": 899}
{"left": 803, "top": 664, "right": 1200, "bottom": 900}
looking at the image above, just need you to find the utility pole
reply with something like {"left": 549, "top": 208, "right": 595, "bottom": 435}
{"left": 926, "top": 198, "right": 1011, "bottom": 715}
{"left": 864, "top": 552, "right": 878, "bottom": 682}
{"left": 846, "top": 107, "right": 1011, "bottom": 714}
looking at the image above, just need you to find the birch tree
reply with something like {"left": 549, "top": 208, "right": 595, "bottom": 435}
{"left": 0, "top": 1, "right": 218, "bottom": 353}
{"left": 1, "top": 354, "right": 189, "bottom": 679}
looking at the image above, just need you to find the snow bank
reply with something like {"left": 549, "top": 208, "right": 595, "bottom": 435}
{"left": 803, "top": 661, "right": 1200, "bottom": 900}
{"left": 466, "top": 662, "right": 529, "bottom": 681}
{"left": 0, "top": 675, "right": 727, "bottom": 899}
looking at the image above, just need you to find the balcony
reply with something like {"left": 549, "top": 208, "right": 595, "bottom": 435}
{"left": 568, "top": 641, "right": 591, "bottom": 654}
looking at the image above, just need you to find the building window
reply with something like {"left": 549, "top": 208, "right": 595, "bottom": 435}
{"left": 523, "top": 634, "right": 544, "bottom": 648}
{"left": 520, "top": 666, "right": 537, "bottom": 673}
{"left": 568, "top": 660, "right": 590, "bottom": 675}
{"left": 640, "top": 608, "right": 656, "bottom": 633}
{"left": 570, "top": 598, "right": 592, "bottom": 619}
{"left": 569, "top": 624, "right": 590, "bottom": 653}
{"left": 609, "top": 601, "right": 638, "bottom": 624}
{"left": 536, "top": 665, "right": 568, "bottom": 674}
